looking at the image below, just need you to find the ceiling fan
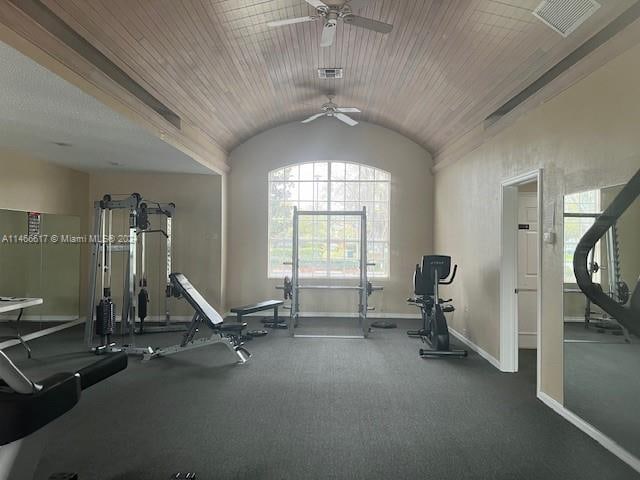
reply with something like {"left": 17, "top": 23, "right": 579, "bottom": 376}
{"left": 267, "top": 0, "right": 393, "bottom": 48}
{"left": 302, "top": 95, "right": 361, "bottom": 126}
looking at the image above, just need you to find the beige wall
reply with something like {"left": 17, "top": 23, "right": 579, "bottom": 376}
{"left": 88, "top": 171, "right": 224, "bottom": 316}
{"left": 227, "top": 120, "right": 433, "bottom": 314}
{"left": 0, "top": 150, "right": 87, "bottom": 319}
{"left": 0, "top": 148, "right": 89, "bottom": 216}
{"left": 434, "top": 42, "right": 640, "bottom": 402}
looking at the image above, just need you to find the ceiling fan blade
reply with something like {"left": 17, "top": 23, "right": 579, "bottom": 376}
{"left": 343, "top": 15, "right": 393, "bottom": 33}
{"left": 301, "top": 112, "right": 326, "bottom": 123}
{"left": 268, "top": 16, "right": 316, "bottom": 27}
{"left": 305, "top": 0, "right": 329, "bottom": 8}
{"left": 336, "top": 107, "right": 361, "bottom": 113}
{"left": 320, "top": 22, "right": 337, "bottom": 47}
{"left": 335, "top": 113, "right": 358, "bottom": 126}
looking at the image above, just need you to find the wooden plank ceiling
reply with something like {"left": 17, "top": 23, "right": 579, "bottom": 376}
{"left": 41, "top": 0, "right": 634, "bottom": 155}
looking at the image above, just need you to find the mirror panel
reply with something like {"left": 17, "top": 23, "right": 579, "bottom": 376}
{"left": 0, "top": 209, "right": 81, "bottom": 353}
{"left": 563, "top": 180, "right": 640, "bottom": 458}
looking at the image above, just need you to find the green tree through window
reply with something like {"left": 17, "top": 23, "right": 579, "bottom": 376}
{"left": 268, "top": 162, "right": 390, "bottom": 279}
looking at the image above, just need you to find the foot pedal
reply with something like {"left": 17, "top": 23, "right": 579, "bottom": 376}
{"left": 172, "top": 473, "right": 197, "bottom": 479}
{"left": 49, "top": 474, "right": 79, "bottom": 480}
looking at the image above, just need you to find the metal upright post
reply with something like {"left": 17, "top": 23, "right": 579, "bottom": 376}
{"left": 165, "top": 216, "right": 173, "bottom": 324}
{"left": 126, "top": 207, "right": 138, "bottom": 345}
{"left": 85, "top": 204, "right": 104, "bottom": 346}
{"left": 360, "top": 206, "right": 369, "bottom": 337}
{"left": 289, "top": 206, "right": 299, "bottom": 337}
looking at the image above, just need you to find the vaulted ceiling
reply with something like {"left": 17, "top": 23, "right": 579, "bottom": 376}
{"left": 38, "top": 0, "right": 635, "bottom": 155}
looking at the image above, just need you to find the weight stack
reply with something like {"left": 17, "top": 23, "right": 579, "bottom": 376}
{"left": 96, "top": 298, "right": 115, "bottom": 337}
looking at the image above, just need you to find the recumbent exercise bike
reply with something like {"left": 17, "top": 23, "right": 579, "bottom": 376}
{"left": 407, "top": 255, "right": 467, "bottom": 358}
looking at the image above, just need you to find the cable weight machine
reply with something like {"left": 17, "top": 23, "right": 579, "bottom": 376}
{"left": 85, "top": 193, "right": 181, "bottom": 355}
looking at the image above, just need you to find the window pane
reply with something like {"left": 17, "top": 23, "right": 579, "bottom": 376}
{"left": 344, "top": 217, "right": 360, "bottom": 240}
{"left": 345, "top": 163, "right": 359, "bottom": 180}
{"left": 331, "top": 182, "right": 345, "bottom": 202}
{"left": 285, "top": 165, "right": 299, "bottom": 181}
{"left": 299, "top": 182, "right": 314, "bottom": 201}
{"left": 299, "top": 216, "right": 314, "bottom": 239}
{"left": 299, "top": 163, "right": 314, "bottom": 180}
{"left": 360, "top": 165, "right": 375, "bottom": 181}
{"left": 330, "top": 241, "right": 344, "bottom": 260}
{"left": 313, "top": 241, "right": 327, "bottom": 260}
{"left": 315, "top": 216, "right": 328, "bottom": 239}
{"left": 316, "top": 182, "right": 328, "bottom": 203}
{"left": 360, "top": 183, "right": 374, "bottom": 201}
{"left": 314, "top": 162, "right": 328, "bottom": 180}
{"left": 345, "top": 182, "right": 359, "bottom": 202}
{"left": 375, "top": 169, "right": 390, "bottom": 181}
{"left": 285, "top": 182, "right": 298, "bottom": 201}
{"left": 344, "top": 201, "right": 361, "bottom": 212}
{"left": 330, "top": 218, "right": 344, "bottom": 240}
{"left": 374, "top": 202, "right": 388, "bottom": 219}
{"left": 331, "top": 162, "right": 345, "bottom": 180}
{"left": 374, "top": 182, "right": 389, "bottom": 202}
{"left": 270, "top": 182, "right": 286, "bottom": 201}
{"left": 270, "top": 218, "right": 290, "bottom": 239}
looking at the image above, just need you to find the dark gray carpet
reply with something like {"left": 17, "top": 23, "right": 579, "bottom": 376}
{"left": 3, "top": 319, "right": 637, "bottom": 479}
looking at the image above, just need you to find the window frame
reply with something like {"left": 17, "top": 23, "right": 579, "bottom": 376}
{"left": 267, "top": 161, "right": 391, "bottom": 280}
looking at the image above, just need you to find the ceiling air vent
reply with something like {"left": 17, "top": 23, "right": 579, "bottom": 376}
{"left": 318, "top": 68, "right": 343, "bottom": 79}
{"left": 533, "top": 0, "right": 600, "bottom": 37}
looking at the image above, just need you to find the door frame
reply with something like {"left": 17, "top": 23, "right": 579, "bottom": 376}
{"left": 499, "top": 169, "right": 542, "bottom": 390}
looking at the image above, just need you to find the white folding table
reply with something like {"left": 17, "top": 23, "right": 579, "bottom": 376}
{"left": 0, "top": 297, "right": 43, "bottom": 358}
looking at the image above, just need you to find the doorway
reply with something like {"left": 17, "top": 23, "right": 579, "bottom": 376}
{"left": 500, "top": 170, "right": 542, "bottom": 393}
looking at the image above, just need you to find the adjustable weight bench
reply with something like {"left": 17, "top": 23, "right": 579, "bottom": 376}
{"left": 230, "top": 300, "right": 285, "bottom": 329}
{"left": 141, "top": 273, "right": 251, "bottom": 363}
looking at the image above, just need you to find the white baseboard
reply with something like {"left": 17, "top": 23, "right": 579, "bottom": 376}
{"left": 537, "top": 391, "right": 640, "bottom": 473}
{"left": 564, "top": 316, "right": 586, "bottom": 323}
{"left": 448, "top": 327, "right": 501, "bottom": 370}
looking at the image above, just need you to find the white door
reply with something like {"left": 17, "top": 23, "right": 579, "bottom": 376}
{"left": 517, "top": 192, "right": 538, "bottom": 349}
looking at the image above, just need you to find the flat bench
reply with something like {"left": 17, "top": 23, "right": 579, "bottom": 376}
{"left": 230, "top": 300, "right": 284, "bottom": 327}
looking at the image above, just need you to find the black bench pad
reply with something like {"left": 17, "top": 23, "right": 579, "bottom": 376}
{"left": 230, "top": 300, "right": 283, "bottom": 315}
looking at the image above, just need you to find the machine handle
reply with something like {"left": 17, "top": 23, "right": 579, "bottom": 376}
{"left": 77, "top": 352, "right": 128, "bottom": 390}
{"left": 441, "top": 264, "right": 457, "bottom": 285}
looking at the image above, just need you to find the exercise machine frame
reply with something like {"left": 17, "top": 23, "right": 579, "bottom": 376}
{"left": 288, "top": 206, "right": 382, "bottom": 338}
{"left": 85, "top": 194, "right": 190, "bottom": 357}
{"left": 407, "top": 255, "right": 467, "bottom": 358}
{"left": 574, "top": 167, "right": 640, "bottom": 339}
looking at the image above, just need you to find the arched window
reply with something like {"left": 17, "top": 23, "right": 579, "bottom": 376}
{"left": 268, "top": 161, "right": 390, "bottom": 278}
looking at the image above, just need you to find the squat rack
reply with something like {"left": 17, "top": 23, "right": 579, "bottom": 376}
{"left": 288, "top": 206, "right": 382, "bottom": 339}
